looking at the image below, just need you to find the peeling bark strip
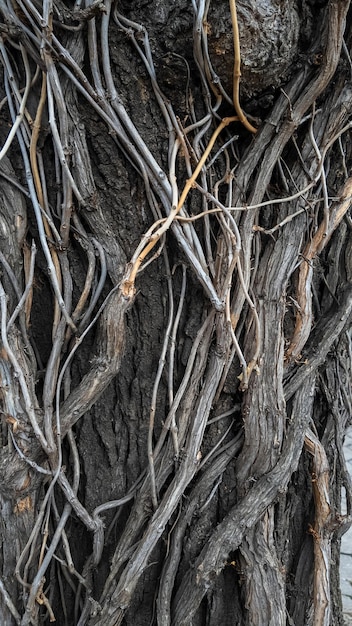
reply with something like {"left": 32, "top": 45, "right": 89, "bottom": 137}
{"left": 304, "top": 429, "right": 332, "bottom": 626}
{"left": 0, "top": 0, "right": 351, "bottom": 624}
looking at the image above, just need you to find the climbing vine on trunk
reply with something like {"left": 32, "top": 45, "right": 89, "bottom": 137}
{"left": 0, "top": 1, "right": 351, "bottom": 625}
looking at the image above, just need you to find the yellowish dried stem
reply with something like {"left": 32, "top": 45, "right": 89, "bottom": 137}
{"left": 229, "top": 0, "right": 257, "bottom": 134}
{"left": 122, "top": 116, "right": 238, "bottom": 297}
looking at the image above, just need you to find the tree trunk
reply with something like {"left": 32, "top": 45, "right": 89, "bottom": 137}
{"left": 0, "top": 0, "right": 351, "bottom": 624}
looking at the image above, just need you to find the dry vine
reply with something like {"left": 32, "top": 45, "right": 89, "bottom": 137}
{"left": 0, "top": 0, "right": 351, "bottom": 625}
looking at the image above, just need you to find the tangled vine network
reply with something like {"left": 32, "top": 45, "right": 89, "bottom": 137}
{"left": 0, "top": 0, "right": 352, "bottom": 624}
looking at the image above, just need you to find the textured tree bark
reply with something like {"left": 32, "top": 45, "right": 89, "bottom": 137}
{"left": 0, "top": 1, "right": 351, "bottom": 625}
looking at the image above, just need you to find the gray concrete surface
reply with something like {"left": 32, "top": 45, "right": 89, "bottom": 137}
{"left": 342, "top": 427, "right": 352, "bottom": 625}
